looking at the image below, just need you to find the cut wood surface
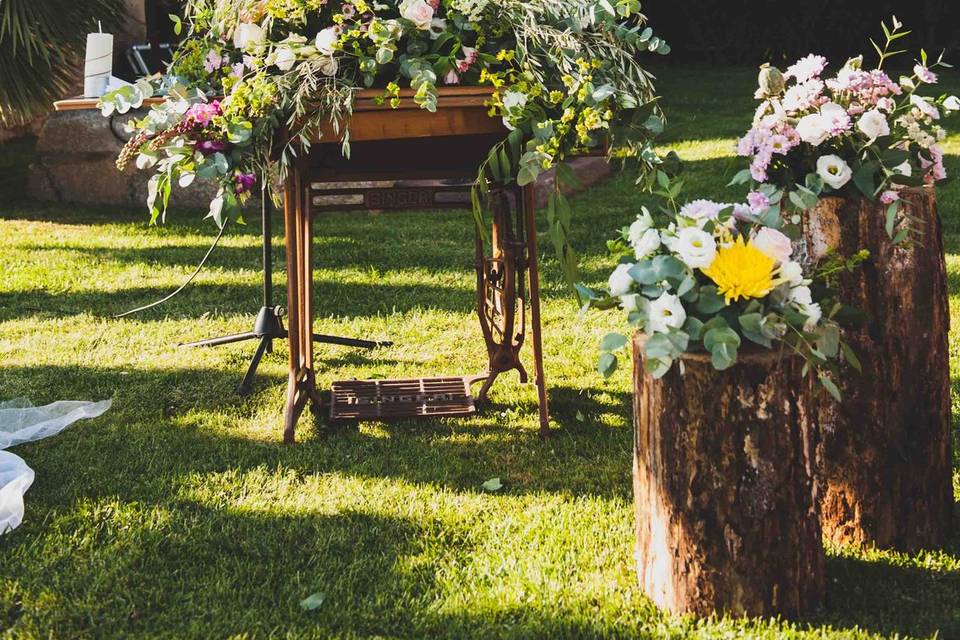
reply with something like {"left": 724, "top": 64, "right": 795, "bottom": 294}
{"left": 632, "top": 335, "right": 824, "bottom": 618}
{"left": 802, "top": 189, "right": 953, "bottom": 552}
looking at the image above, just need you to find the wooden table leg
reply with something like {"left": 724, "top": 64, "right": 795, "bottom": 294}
{"left": 283, "top": 170, "right": 305, "bottom": 443}
{"left": 523, "top": 184, "right": 550, "bottom": 436}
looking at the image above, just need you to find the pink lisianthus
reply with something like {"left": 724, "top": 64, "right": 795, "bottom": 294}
{"left": 879, "top": 190, "right": 900, "bottom": 205}
{"left": 186, "top": 100, "right": 223, "bottom": 127}
{"left": 914, "top": 64, "right": 938, "bottom": 84}
{"left": 747, "top": 190, "right": 770, "bottom": 213}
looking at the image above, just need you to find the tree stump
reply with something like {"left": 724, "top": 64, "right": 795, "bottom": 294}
{"left": 802, "top": 189, "right": 952, "bottom": 552}
{"left": 632, "top": 335, "right": 824, "bottom": 618}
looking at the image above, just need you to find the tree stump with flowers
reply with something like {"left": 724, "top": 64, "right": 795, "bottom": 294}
{"left": 631, "top": 334, "right": 824, "bottom": 618}
{"left": 802, "top": 188, "right": 952, "bottom": 552}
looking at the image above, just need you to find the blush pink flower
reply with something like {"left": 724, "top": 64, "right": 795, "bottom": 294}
{"left": 747, "top": 191, "right": 770, "bottom": 213}
{"left": 443, "top": 69, "right": 460, "bottom": 85}
{"left": 914, "top": 64, "right": 938, "bottom": 84}
{"left": 784, "top": 54, "right": 828, "bottom": 84}
{"left": 880, "top": 190, "right": 899, "bottom": 204}
{"left": 186, "top": 100, "right": 223, "bottom": 127}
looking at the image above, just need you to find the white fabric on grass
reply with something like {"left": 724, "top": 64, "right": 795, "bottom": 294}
{"left": 0, "top": 398, "right": 111, "bottom": 534}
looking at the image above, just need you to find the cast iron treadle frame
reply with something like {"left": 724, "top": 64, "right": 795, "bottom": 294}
{"left": 330, "top": 376, "right": 482, "bottom": 421}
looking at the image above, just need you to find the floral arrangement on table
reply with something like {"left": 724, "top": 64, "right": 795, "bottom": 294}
{"left": 733, "top": 18, "right": 958, "bottom": 242}
{"left": 584, "top": 172, "right": 863, "bottom": 398}
{"left": 99, "top": 0, "right": 669, "bottom": 280}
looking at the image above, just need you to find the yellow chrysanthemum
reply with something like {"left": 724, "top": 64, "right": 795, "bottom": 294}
{"left": 702, "top": 236, "right": 777, "bottom": 304}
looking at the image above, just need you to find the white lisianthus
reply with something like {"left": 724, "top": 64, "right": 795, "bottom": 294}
{"left": 318, "top": 56, "right": 339, "bottom": 77}
{"left": 675, "top": 227, "right": 716, "bottom": 269}
{"left": 789, "top": 285, "right": 813, "bottom": 306}
{"left": 273, "top": 46, "right": 297, "bottom": 71}
{"left": 796, "top": 113, "right": 830, "bottom": 146}
{"left": 608, "top": 263, "right": 634, "bottom": 297}
{"left": 857, "top": 109, "right": 890, "bottom": 142}
{"left": 944, "top": 96, "right": 960, "bottom": 112}
{"left": 233, "top": 23, "right": 266, "bottom": 50}
{"left": 633, "top": 228, "right": 661, "bottom": 260}
{"left": 502, "top": 91, "right": 527, "bottom": 111}
{"left": 816, "top": 154, "right": 853, "bottom": 189}
{"left": 647, "top": 292, "right": 687, "bottom": 334}
{"left": 620, "top": 294, "right": 640, "bottom": 313}
{"left": 400, "top": 0, "right": 435, "bottom": 30}
{"left": 789, "top": 285, "right": 822, "bottom": 329}
{"left": 315, "top": 28, "right": 339, "bottom": 55}
{"left": 752, "top": 227, "right": 793, "bottom": 263}
{"left": 780, "top": 260, "right": 804, "bottom": 286}
{"left": 628, "top": 209, "right": 654, "bottom": 244}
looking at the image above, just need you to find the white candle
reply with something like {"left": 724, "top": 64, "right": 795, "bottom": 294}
{"left": 84, "top": 32, "right": 113, "bottom": 98}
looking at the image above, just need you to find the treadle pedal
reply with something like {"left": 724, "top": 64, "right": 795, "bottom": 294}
{"left": 329, "top": 376, "right": 483, "bottom": 421}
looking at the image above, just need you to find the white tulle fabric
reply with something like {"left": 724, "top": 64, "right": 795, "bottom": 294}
{"left": 0, "top": 399, "right": 111, "bottom": 534}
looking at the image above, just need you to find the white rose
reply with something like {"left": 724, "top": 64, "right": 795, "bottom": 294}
{"left": 620, "top": 294, "right": 640, "bottom": 313}
{"left": 315, "top": 28, "right": 339, "bottom": 55}
{"left": 796, "top": 113, "right": 830, "bottom": 146}
{"left": 502, "top": 91, "right": 527, "bottom": 111}
{"left": 647, "top": 292, "right": 687, "bottom": 334}
{"left": 633, "top": 229, "right": 661, "bottom": 260}
{"left": 628, "top": 209, "right": 654, "bottom": 244}
{"left": 780, "top": 260, "right": 804, "bottom": 286}
{"left": 233, "top": 22, "right": 266, "bottom": 51}
{"left": 893, "top": 161, "right": 912, "bottom": 177}
{"left": 857, "top": 109, "right": 890, "bottom": 142}
{"left": 400, "top": 0, "right": 435, "bottom": 30}
{"left": 944, "top": 96, "right": 960, "bottom": 112}
{"left": 273, "top": 46, "right": 297, "bottom": 71}
{"left": 608, "top": 263, "right": 634, "bottom": 297}
{"left": 816, "top": 154, "right": 853, "bottom": 189}
{"left": 675, "top": 227, "right": 716, "bottom": 270}
{"left": 318, "top": 55, "right": 339, "bottom": 77}
{"left": 752, "top": 227, "right": 793, "bottom": 263}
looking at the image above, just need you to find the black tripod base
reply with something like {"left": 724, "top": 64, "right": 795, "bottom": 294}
{"left": 180, "top": 306, "right": 392, "bottom": 396}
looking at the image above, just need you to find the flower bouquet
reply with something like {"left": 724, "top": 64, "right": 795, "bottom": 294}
{"left": 733, "top": 18, "right": 957, "bottom": 241}
{"left": 98, "top": 0, "right": 669, "bottom": 268}
{"left": 586, "top": 172, "right": 860, "bottom": 398}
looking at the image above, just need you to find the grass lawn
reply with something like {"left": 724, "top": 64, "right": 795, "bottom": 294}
{"left": 0, "top": 67, "right": 959, "bottom": 639}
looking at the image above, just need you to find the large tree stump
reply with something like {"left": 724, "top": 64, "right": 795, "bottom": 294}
{"left": 803, "top": 189, "right": 952, "bottom": 552}
{"left": 632, "top": 335, "right": 824, "bottom": 618}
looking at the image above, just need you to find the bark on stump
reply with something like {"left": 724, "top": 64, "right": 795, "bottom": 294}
{"left": 632, "top": 335, "right": 824, "bottom": 618}
{"left": 803, "top": 189, "right": 952, "bottom": 552}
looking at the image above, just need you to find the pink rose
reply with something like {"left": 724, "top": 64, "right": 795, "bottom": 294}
{"left": 753, "top": 227, "right": 793, "bottom": 264}
{"left": 400, "top": 0, "right": 434, "bottom": 29}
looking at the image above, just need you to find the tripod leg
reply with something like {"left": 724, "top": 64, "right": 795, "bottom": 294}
{"left": 235, "top": 336, "right": 271, "bottom": 396}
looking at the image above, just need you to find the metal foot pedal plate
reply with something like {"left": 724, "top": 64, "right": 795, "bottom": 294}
{"left": 330, "top": 376, "right": 481, "bottom": 421}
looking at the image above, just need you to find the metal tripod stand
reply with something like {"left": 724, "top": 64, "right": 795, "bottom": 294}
{"left": 180, "top": 185, "right": 390, "bottom": 395}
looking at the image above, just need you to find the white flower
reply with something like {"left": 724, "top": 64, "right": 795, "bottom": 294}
{"left": 816, "top": 154, "right": 853, "bottom": 189}
{"left": 678, "top": 199, "right": 723, "bottom": 223}
{"left": 752, "top": 227, "right": 793, "bottom": 263}
{"left": 796, "top": 113, "right": 830, "bottom": 146}
{"left": 802, "top": 302, "right": 822, "bottom": 330}
{"left": 400, "top": 0, "right": 435, "bottom": 30}
{"left": 502, "top": 91, "right": 527, "bottom": 111}
{"left": 318, "top": 55, "right": 339, "bottom": 77}
{"left": 315, "top": 27, "right": 339, "bottom": 55}
{"left": 892, "top": 161, "right": 912, "bottom": 177}
{"left": 857, "top": 109, "right": 890, "bottom": 142}
{"left": 789, "top": 285, "right": 813, "bottom": 306}
{"left": 647, "top": 292, "right": 687, "bottom": 334}
{"left": 620, "top": 294, "right": 640, "bottom": 313}
{"left": 628, "top": 209, "right": 654, "bottom": 244}
{"left": 780, "top": 260, "right": 804, "bottom": 286}
{"left": 233, "top": 22, "right": 266, "bottom": 50}
{"left": 910, "top": 94, "right": 940, "bottom": 120}
{"left": 944, "top": 96, "right": 960, "bottom": 112}
{"left": 633, "top": 229, "right": 661, "bottom": 260}
{"left": 273, "top": 46, "right": 297, "bottom": 71}
{"left": 608, "top": 263, "right": 634, "bottom": 297}
{"left": 675, "top": 227, "right": 716, "bottom": 270}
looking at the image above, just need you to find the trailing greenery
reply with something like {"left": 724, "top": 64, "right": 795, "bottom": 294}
{"left": 0, "top": 67, "right": 958, "bottom": 639}
{"left": 0, "top": 0, "right": 125, "bottom": 127}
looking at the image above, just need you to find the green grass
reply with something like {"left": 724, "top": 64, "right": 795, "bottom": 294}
{"left": 0, "top": 67, "right": 959, "bottom": 639}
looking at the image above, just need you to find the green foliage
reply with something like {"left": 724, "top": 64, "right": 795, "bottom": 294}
{"left": 0, "top": 0, "right": 125, "bottom": 126}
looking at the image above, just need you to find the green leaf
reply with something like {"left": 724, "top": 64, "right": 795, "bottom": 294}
{"left": 853, "top": 161, "right": 879, "bottom": 198}
{"left": 299, "top": 593, "right": 325, "bottom": 611}
{"left": 727, "top": 168, "right": 752, "bottom": 186}
{"left": 841, "top": 341, "right": 862, "bottom": 372}
{"left": 598, "top": 352, "right": 617, "bottom": 377}
{"left": 481, "top": 477, "right": 503, "bottom": 492}
{"left": 696, "top": 286, "right": 726, "bottom": 314}
{"left": 884, "top": 202, "right": 899, "bottom": 238}
{"left": 819, "top": 375, "right": 842, "bottom": 401}
{"left": 600, "top": 332, "right": 628, "bottom": 352}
